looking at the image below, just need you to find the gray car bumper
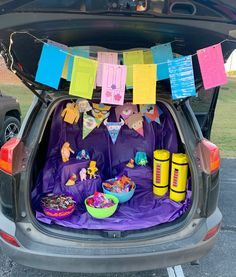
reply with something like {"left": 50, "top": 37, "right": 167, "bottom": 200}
{"left": 0, "top": 208, "right": 222, "bottom": 273}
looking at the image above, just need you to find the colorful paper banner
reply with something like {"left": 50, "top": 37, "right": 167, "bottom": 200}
{"left": 115, "top": 103, "right": 138, "bottom": 121}
{"left": 104, "top": 118, "right": 124, "bottom": 144}
{"left": 67, "top": 47, "right": 90, "bottom": 81}
{"left": 197, "top": 44, "right": 228, "bottom": 90}
{"left": 83, "top": 113, "right": 99, "bottom": 139}
{"left": 144, "top": 50, "right": 154, "bottom": 64}
{"left": 133, "top": 64, "right": 157, "bottom": 104}
{"left": 91, "top": 103, "right": 111, "bottom": 126}
{"left": 96, "top": 52, "right": 118, "bottom": 87}
{"left": 101, "top": 64, "right": 127, "bottom": 105}
{"left": 168, "top": 55, "right": 196, "bottom": 100}
{"left": 47, "top": 40, "right": 68, "bottom": 50}
{"left": 69, "top": 57, "right": 98, "bottom": 99}
{"left": 125, "top": 113, "right": 144, "bottom": 137}
{"left": 35, "top": 43, "right": 67, "bottom": 89}
{"left": 123, "top": 50, "right": 144, "bottom": 88}
{"left": 140, "top": 104, "right": 160, "bottom": 124}
{"left": 151, "top": 43, "right": 173, "bottom": 81}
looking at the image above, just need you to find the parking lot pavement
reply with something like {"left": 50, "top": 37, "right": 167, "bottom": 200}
{"left": 0, "top": 159, "right": 235, "bottom": 277}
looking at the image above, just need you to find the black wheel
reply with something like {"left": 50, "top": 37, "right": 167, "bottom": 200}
{"left": 0, "top": 116, "right": 21, "bottom": 145}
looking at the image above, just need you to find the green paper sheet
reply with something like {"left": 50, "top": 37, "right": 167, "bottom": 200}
{"left": 123, "top": 50, "right": 144, "bottom": 88}
{"left": 69, "top": 57, "right": 98, "bottom": 99}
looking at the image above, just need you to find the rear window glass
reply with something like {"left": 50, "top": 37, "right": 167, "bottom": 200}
{"left": 189, "top": 88, "right": 215, "bottom": 113}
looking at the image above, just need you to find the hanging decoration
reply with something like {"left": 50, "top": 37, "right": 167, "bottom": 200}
{"left": 115, "top": 103, "right": 138, "bottom": 121}
{"left": 140, "top": 104, "right": 160, "bottom": 124}
{"left": 35, "top": 43, "right": 67, "bottom": 89}
{"left": 123, "top": 50, "right": 144, "bottom": 88}
{"left": 133, "top": 64, "right": 157, "bottom": 104}
{"left": 76, "top": 99, "right": 92, "bottom": 113}
{"left": 96, "top": 52, "right": 118, "bottom": 87}
{"left": 91, "top": 103, "right": 111, "bottom": 126}
{"left": 144, "top": 50, "right": 154, "bottom": 64}
{"left": 197, "top": 44, "right": 228, "bottom": 90}
{"left": 125, "top": 113, "right": 144, "bottom": 137}
{"left": 82, "top": 113, "right": 100, "bottom": 139}
{"left": 61, "top": 102, "right": 80, "bottom": 124}
{"left": 66, "top": 47, "right": 90, "bottom": 81}
{"left": 10, "top": 32, "right": 234, "bottom": 105}
{"left": 104, "top": 118, "right": 124, "bottom": 144}
{"left": 69, "top": 57, "right": 98, "bottom": 100}
{"left": 151, "top": 43, "right": 173, "bottom": 81}
{"left": 101, "top": 64, "right": 127, "bottom": 105}
{"left": 168, "top": 56, "right": 196, "bottom": 100}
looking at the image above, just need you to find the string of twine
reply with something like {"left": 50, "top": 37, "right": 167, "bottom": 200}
{"left": 8, "top": 31, "right": 236, "bottom": 74}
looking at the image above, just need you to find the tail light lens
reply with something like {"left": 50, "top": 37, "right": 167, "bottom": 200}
{"left": 0, "top": 138, "right": 20, "bottom": 175}
{"left": 203, "top": 223, "right": 221, "bottom": 241}
{"left": 0, "top": 230, "right": 20, "bottom": 247}
{"left": 197, "top": 139, "right": 220, "bottom": 174}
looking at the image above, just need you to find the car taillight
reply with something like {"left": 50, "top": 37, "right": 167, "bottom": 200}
{"left": 197, "top": 139, "right": 220, "bottom": 174}
{"left": 203, "top": 223, "right": 221, "bottom": 241}
{"left": 0, "top": 230, "right": 20, "bottom": 247}
{"left": 0, "top": 138, "right": 20, "bottom": 175}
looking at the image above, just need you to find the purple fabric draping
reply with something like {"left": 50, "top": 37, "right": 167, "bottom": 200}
{"left": 32, "top": 102, "right": 191, "bottom": 231}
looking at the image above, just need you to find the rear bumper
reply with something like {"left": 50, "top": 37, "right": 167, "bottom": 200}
{"left": 0, "top": 208, "right": 222, "bottom": 273}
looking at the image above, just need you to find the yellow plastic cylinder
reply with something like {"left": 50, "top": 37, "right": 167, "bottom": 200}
{"left": 153, "top": 150, "right": 170, "bottom": 196}
{"left": 170, "top": 153, "right": 188, "bottom": 202}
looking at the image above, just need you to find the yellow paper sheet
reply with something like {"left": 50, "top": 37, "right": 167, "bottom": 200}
{"left": 62, "top": 56, "right": 69, "bottom": 79}
{"left": 144, "top": 50, "right": 154, "bottom": 64}
{"left": 133, "top": 64, "right": 157, "bottom": 104}
{"left": 123, "top": 50, "right": 144, "bottom": 88}
{"left": 69, "top": 57, "right": 98, "bottom": 99}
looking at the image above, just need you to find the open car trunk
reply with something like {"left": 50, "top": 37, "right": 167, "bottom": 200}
{"left": 30, "top": 98, "right": 192, "bottom": 234}
{"left": 0, "top": 0, "right": 235, "bottom": 238}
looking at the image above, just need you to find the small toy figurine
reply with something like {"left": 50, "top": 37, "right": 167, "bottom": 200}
{"left": 65, "top": 174, "right": 77, "bottom": 186}
{"left": 87, "top": 161, "right": 98, "bottom": 179}
{"left": 126, "top": 159, "right": 134, "bottom": 168}
{"left": 76, "top": 149, "right": 90, "bottom": 160}
{"left": 134, "top": 151, "right": 148, "bottom": 166}
{"left": 61, "top": 142, "right": 75, "bottom": 163}
{"left": 79, "top": 168, "right": 87, "bottom": 181}
{"left": 61, "top": 103, "right": 80, "bottom": 124}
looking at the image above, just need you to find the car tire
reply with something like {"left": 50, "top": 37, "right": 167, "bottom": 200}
{"left": 0, "top": 116, "right": 21, "bottom": 146}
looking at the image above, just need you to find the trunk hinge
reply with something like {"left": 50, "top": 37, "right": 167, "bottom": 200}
{"left": 20, "top": 79, "right": 51, "bottom": 106}
{"left": 1, "top": 42, "right": 51, "bottom": 105}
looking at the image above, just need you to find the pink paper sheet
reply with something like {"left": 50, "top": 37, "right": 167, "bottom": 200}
{"left": 96, "top": 52, "right": 118, "bottom": 87}
{"left": 197, "top": 44, "right": 228, "bottom": 90}
{"left": 101, "top": 64, "right": 127, "bottom": 106}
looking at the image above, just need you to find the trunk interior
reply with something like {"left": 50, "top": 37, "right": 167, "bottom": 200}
{"left": 30, "top": 98, "right": 192, "bottom": 234}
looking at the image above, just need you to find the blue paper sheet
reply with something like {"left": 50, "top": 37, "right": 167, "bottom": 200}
{"left": 168, "top": 56, "right": 196, "bottom": 100}
{"left": 151, "top": 43, "right": 173, "bottom": 81}
{"left": 35, "top": 43, "right": 67, "bottom": 89}
{"left": 67, "top": 47, "right": 90, "bottom": 81}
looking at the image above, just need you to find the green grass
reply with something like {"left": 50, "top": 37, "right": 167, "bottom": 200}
{"left": 0, "top": 84, "right": 33, "bottom": 118}
{"left": 1, "top": 80, "right": 236, "bottom": 157}
{"left": 211, "top": 78, "right": 236, "bottom": 158}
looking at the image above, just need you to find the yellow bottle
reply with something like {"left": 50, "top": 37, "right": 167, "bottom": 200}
{"left": 153, "top": 150, "right": 170, "bottom": 196}
{"left": 170, "top": 153, "right": 188, "bottom": 202}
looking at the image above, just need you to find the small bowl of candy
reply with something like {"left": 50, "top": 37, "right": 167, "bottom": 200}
{"left": 102, "top": 175, "right": 136, "bottom": 203}
{"left": 41, "top": 194, "right": 76, "bottom": 219}
{"left": 85, "top": 192, "right": 119, "bottom": 219}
